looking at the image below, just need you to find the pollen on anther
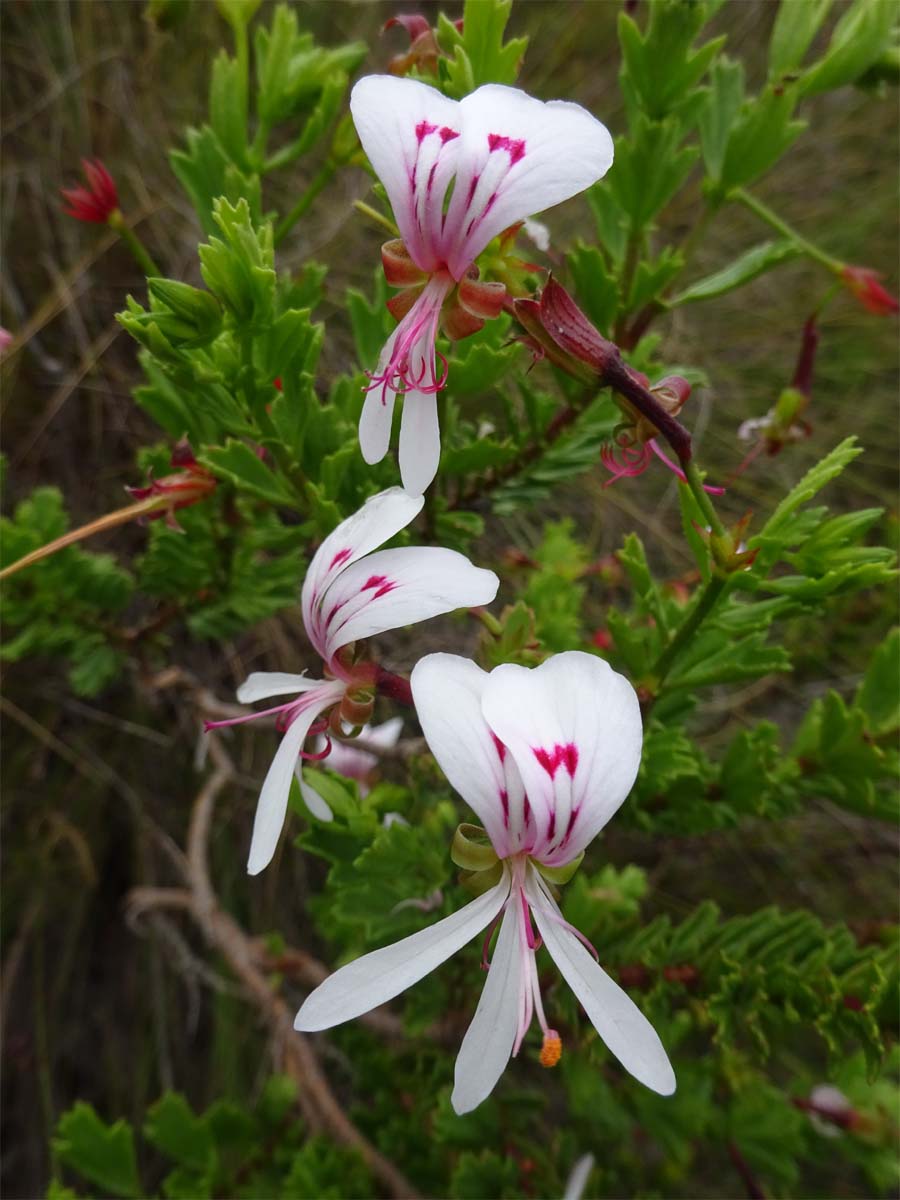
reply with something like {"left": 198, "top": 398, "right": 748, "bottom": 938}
{"left": 539, "top": 1029, "right": 562, "bottom": 1068}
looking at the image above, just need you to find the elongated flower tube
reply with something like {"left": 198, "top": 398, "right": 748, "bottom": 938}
{"left": 295, "top": 651, "right": 675, "bottom": 1112}
{"left": 206, "top": 490, "right": 498, "bottom": 875}
{"left": 350, "top": 75, "right": 614, "bottom": 495}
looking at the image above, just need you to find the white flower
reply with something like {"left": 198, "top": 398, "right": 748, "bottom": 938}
{"left": 294, "top": 651, "right": 675, "bottom": 1112}
{"left": 350, "top": 75, "right": 614, "bottom": 495}
{"left": 208, "top": 490, "right": 498, "bottom": 875}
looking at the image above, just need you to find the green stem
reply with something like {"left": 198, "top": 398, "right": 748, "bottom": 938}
{"left": 684, "top": 460, "right": 727, "bottom": 541}
{"left": 352, "top": 199, "right": 400, "bottom": 238}
{"left": 108, "top": 211, "right": 160, "bottom": 277}
{"left": 274, "top": 161, "right": 338, "bottom": 246}
{"left": 650, "top": 571, "right": 729, "bottom": 692}
{"left": 234, "top": 20, "right": 249, "bottom": 120}
{"left": 238, "top": 333, "right": 310, "bottom": 506}
{"left": 674, "top": 202, "right": 719, "bottom": 273}
{"left": 250, "top": 119, "right": 271, "bottom": 168}
{"left": 614, "top": 229, "right": 643, "bottom": 342}
{"left": 735, "top": 188, "right": 841, "bottom": 272}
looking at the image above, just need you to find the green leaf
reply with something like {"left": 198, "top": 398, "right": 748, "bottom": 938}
{"left": 719, "top": 85, "right": 807, "bottom": 193}
{"left": 209, "top": 50, "right": 248, "bottom": 167}
{"left": 145, "top": 1092, "right": 215, "bottom": 1172}
{"left": 769, "top": 0, "right": 834, "bottom": 77}
{"left": 441, "top": 0, "right": 527, "bottom": 98}
{"left": 754, "top": 436, "right": 861, "bottom": 547}
{"left": 450, "top": 1149, "right": 521, "bottom": 1200}
{"left": 666, "top": 629, "right": 792, "bottom": 689}
{"left": 585, "top": 184, "right": 629, "bottom": 266}
{"left": 671, "top": 240, "right": 800, "bottom": 304}
{"left": 198, "top": 198, "right": 275, "bottom": 326}
{"left": 442, "top": 438, "right": 517, "bottom": 477}
{"left": 856, "top": 629, "right": 900, "bottom": 736}
{"left": 215, "top": 0, "right": 261, "bottom": 29}
{"left": 627, "top": 246, "right": 685, "bottom": 310}
{"left": 566, "top": 242, "right": 620, "bottom": 334}
{"left": 618, "top": 2, "right": 725, "bottom": 122}
{"left": 53, "top": 1103, "right": 140, "bottom": 1198}
{"left": 170, "top": 126, "right": 262, "bottom": 236}
{"left": 799, "top": 0, "right": 898, "bottom": 96}
{"left": 200, "top": 439, "right": 299, "bottom": 506}
{"left": 609, "top": 115, "right": 699, "bottom": 230}
{"left": 728, "top": 1085, "right": 808, "bottom": 1185}
{"left": 698, "top": 57, "right": 745, "bottom": 181}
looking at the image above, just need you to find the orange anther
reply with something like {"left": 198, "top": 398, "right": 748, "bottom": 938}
{"left": 539, "top": 1029, "right": 562, "bottom": 1068}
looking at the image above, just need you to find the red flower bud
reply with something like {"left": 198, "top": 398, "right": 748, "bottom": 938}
{"left": 840, "top": 265, "right": 899, "bottom": 316}
{"left": 383, "top": 12, "right": 440, "bottom": 76}
{"left": 61, "top": 158, "right": 119, "bottom": 224}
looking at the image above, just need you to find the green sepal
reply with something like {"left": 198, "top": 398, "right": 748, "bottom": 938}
{"left": 451, "top": 823, "right": 500, "bottom": 872}
{"left": 534, "top": 852, "right": 584, "bottom": 886}
{"left": 459, "top": 862, "right": 504, "bottom": 896}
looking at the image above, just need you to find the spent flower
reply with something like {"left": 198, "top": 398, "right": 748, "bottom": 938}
{"left": 350, "top": 75, "right": 613, "bottom": 493}
{"left": 295, "top": 650, "right": 675, "bottom": 1112}
{"left": 61, "top": 158, "right": 119, "bottom": 224}
{"left": 206, "top": 489, "right": 498, "bottom": 874}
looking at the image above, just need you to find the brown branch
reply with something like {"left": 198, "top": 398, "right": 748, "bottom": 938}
{"left": 167, "top": 732, "right": 419, "bottom": 1199}
{"left": 727, "top": 1141, "right": 766, "bottom": 1200}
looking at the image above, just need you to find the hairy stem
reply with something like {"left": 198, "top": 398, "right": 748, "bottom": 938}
{"left": 649, "top": 571, "right": 729, "bottom": 693}
{"left": 274, "top": 161, "right": 337, "bottom": 245}
{"left": 735, "top": 188, "right": 840, "bottom": 272}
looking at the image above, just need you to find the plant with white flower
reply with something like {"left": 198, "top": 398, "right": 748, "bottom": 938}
{"left": 295, "top": 650, "right": 675, "bottom": 1113}
{"left": 206, "top": 490, "right": 498, "bottom": 874}
{"left": 350, "top": 74, "right": 614, "bottom": 494}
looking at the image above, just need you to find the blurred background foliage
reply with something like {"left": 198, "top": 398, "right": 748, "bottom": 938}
{"left": 1, "top": 0, "right": 898, "bottom": 1197}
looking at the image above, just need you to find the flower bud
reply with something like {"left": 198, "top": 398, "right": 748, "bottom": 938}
{"left": 839, "top": 265, "right": 899, "bottom": 316}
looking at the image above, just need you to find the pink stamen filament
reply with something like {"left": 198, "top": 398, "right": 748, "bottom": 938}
{"left": 481, "top": 908, "right": 504, "bottom": 970}
{"left": 204, "top": 698, "right": 300, "bottom": 733}
{"left": 300, "top": 734, "right": 332, "bottom": 762}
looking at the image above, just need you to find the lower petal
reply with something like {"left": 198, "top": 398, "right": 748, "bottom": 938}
{"left": 359, "top": 373, "right": 398, "bottom": 466}
{"left": 296, "top": 767, "right": 336, "bottom": 822}
{"left": 532, "top": 898, "right": 676, "bottom": 1096}
{"left": 452, "top": 898, "right": 521, "bottom": 1114}
{"left": 399, "top": 389, "right": 441, "bottom": 496}
{"left": 247, "top": 686, "right": 340, "bottom": 875}
{"left": 294, "top": 870, "right": 511, "bottom": 1031}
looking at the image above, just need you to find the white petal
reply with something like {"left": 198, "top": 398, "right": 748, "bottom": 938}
{"left": 319, "top": 739, "right": 378, "bottom": 783}
{"left": 319, "top": 546, "right": 499, "bottom": 660}
{"left": 451, "top": 898, "right": 521, "bottom": 1114}
{"left": 444, "top": 85, "right": 613, "bottom": 278}
{"left": 398, "top": 389, "right": 441, "bottom": 497}
{"left": 359, "top": 340, "right": 400, "bottom": 468}
{"left": 294, "top": 871, "right": 511, "bottom": 1031}
{"left": 360, "top": 716, "right": 404, "bottom": 751}
{"left": 563, "top": 1154, "right": 595, "bottom": 1200}
{"left": 350, "top": 75, "right": 462, "bottom": 273}
{"left": 531, "top": 890, "right": 675, "bottom": 1096}
{"left": 301, "top": 488, "right": 423, "bottom": 656}
{"left": 482, "top": 651, "right": 642, "bottom": 864}
{"left": 246, "top": 685, "right": 342, "bottom": 875}
{"left": 411, "top": 654, "right": 512, "bottom": 854}
{"left": 236, "top": 672, "right": 320, "bottom": 703}
{"left": 296, "top": 768, "right": 335, "bottom": 822}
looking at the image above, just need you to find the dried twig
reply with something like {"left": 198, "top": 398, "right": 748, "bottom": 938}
{"left": 141, "top": 730, "right": 420, "bottom": 1200}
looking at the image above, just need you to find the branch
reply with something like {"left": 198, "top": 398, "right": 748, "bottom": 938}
{"left": 161, "top": 731, "right": 420, "bottom": 1199}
